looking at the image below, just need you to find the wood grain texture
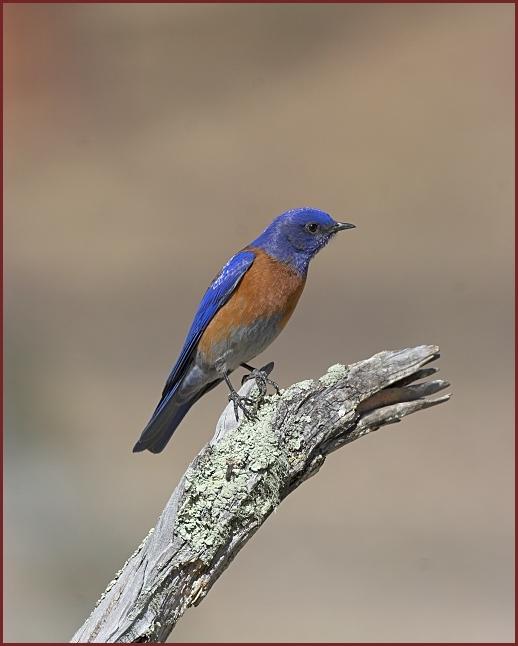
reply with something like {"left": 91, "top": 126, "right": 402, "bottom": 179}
{"left": 71, "top": 345, "right": 450, "bottom": 643}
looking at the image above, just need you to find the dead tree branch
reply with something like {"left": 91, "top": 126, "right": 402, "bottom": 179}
{"left": 72, "top": 345, "right": 450, "bottom": 643}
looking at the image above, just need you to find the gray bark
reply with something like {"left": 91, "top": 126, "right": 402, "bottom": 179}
{"left": 71, "top": 345, "right": 450, "bottom": 643}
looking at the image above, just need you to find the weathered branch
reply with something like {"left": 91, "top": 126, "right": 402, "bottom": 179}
{"left": 72, "top": 345, "right": 450, "bottom": 643}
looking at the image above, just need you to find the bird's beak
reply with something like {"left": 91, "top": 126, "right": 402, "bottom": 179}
{"left": 330, "top": 222, "right": 356, "bottom": 233}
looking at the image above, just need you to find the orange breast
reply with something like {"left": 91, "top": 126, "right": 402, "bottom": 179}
{"left": 197, "top": 247, "right": 306, "bottom": 359}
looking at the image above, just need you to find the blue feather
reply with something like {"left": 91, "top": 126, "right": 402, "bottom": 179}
{"left": 133, "top": 250, "right": 255, "bottom": 453}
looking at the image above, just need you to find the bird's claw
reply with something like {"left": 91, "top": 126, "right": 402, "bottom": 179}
{"left": 242, "top": 365, "right": 281, "bottom": 397}
{"left": 228, "top": 391, "right": 257, "bottom": 422}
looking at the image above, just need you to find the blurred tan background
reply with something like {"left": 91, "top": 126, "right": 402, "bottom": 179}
{"left": 4, "top": 3, "right": 514, "bottom": 642}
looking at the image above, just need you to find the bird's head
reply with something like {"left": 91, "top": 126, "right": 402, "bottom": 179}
{"left": 251, "top": 207, "right": 355, "bottom": 274}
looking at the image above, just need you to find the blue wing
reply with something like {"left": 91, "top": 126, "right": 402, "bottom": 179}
{"left": 133, "top": 249, "right": 255, "bottom": 453}
{"left": 160, "top": 249, "right": 256, "bottom": 400}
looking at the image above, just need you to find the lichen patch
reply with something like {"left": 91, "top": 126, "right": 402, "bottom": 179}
{"left": 176, "top": 397, "right": 288, "bottom": 562}
{"left": 319, "top": 363, "right": 348, "bottom": 386}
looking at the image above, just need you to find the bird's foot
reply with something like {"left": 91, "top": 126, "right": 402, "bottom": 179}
{"left": 241, "top": 361, "right": 281, "bottom": 396}
{"left": 228, "top": 391, "right": 257, "bottom": 422}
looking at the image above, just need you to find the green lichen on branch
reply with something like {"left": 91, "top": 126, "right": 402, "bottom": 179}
{"left": 176, "top": 392, "right": 290, "bottom": 562}
{"left": 281, "top": 378, "right": 316, "bottom": 400}
{"left": 319, "top": 363, "right": 348, "bottom": 386}
{"left": 174, "top": 368, "right": 357, "bottom": 562}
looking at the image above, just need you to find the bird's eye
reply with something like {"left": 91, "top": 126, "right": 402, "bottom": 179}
{"left": 305, "top": 222, "right": 319, "bottom": 234}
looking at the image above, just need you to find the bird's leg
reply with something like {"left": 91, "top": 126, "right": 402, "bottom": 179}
{"left": 224, "top": 372, "right": 257, "bottom": 422}
{"left": 240, "top": 361, "right": 281, "bottom": 396}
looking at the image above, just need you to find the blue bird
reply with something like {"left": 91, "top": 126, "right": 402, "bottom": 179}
{"left": 133, "top": 207, "right": 355, "bottom": 453}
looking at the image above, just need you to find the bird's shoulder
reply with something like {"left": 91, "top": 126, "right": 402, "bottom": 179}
{"left": 205, "top": 249, "right": 256, "bottom": 298}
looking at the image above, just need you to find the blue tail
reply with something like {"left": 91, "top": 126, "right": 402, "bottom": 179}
{"left": 133, "top": 379, "right": 221, "bottom": 454}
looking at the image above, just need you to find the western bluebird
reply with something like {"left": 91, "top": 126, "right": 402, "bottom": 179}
{"left": 133, "top": 207, "right": 355, "bottom": 453}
